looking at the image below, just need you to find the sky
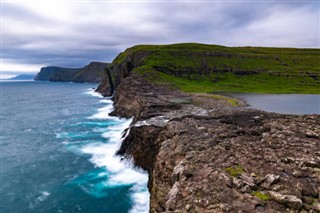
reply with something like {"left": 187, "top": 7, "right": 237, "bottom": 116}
{"left": 1, "top": 0, "right": 319, "bottom": 78}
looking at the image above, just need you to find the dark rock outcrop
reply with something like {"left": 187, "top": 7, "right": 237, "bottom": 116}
{"left": 73, "top": 62, "right": 109, "bottom": 83}
{"left": 34, "top": 62, "right": 109, "bottom": 83}
{"left": 95, "top": 50, "right": 149, "bottom": 96}
{"left": 34, "top": 66, "right": 81, "bottom": 82}
{"left": 94, "top": 67, "right": 114, "bottom": 97}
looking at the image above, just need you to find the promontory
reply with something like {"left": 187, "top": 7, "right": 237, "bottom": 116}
{"left": 97, "top": 43, "right": 320, "bottom": 212}
{"left": 34, "top": 61, "right": 110, "bottom": 83}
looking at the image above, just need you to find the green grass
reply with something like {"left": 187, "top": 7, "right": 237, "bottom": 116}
{"left": 251, "top": 191, "right": 270, "bottom": 201}
{"left": 224, "top": 165, "right": 244, "bottom": 177}
{"left": 112, "top": 43, "right": 320, "bottom": 94}
{"left": 134, "top": 65, "right": 319, "bottom": 94}
{"left": 195, "top": 94, "right": 240, "bottom": 106}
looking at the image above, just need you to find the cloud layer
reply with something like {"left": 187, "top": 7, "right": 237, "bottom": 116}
{"left": 2, "top": 1, "right": 319, "bottom": 73}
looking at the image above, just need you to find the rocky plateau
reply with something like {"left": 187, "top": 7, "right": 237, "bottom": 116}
{"left": 100, "top": 72, "right": 320, "bottom": 213}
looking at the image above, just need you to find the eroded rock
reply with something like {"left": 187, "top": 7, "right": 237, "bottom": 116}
{"left": 268, "top": 191, "right": 302, "bottom": 209}
{"left": 260, "top": 174, "right": 280, "bottom": 189}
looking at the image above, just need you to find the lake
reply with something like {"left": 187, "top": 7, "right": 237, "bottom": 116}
{"left": 226, "top": 93, "right": 320, "bottom": 115}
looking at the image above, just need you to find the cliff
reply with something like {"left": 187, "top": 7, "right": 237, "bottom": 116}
{"left": 96, "top": 43, "right": 320, "bottom": 95}
{"left": 34, "top": 62, "right": 110, "bottom": 83}
{"left": 72, "top": 62, "right": 109, "bottom": 83}
{"left": 97, "top": 43, "right": 320, "bottom": 212}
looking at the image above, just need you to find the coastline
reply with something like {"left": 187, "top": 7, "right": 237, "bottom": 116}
{"left": 101, "top": 73, "right": 320, "bottom": 212}
{"left": 85, "top": 88, "right": 150, "bottom": 213}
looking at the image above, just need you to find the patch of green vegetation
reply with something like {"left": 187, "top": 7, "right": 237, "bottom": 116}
{"left": 134, "top": 66, "right": 319, "bottom": 94}
{"left": 115, "top": 43, "right": 320, "bottom": 94}
{"left": 251, "top": 191, "right": 270, "bottom": 201}
{"left": 113, "top": 50, "right": 130, "bottom": 65}
{"left": 226, "top": 98, "right": 239, "bottom": 107}
{"left": 224, "top": 165, "right": 244, "bottom": 177}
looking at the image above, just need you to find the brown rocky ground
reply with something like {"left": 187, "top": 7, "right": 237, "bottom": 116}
{"left": 110, "top": 73, "right": 320, "bottom": 213}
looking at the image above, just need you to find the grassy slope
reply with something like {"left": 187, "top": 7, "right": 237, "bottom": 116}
{"left": 113, "top": 43, "right": 320, "bottom": 94}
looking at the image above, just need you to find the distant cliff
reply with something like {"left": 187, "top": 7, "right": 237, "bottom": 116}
{"left": 34, "top": 62, "right": 110, "bottom": 83}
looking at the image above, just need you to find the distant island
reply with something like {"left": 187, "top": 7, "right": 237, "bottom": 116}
{"left": 34, "top": 61, "right": 110, "bottom": 83}
{"left": 8, "top": 74, "right": 35, "bottom": 80}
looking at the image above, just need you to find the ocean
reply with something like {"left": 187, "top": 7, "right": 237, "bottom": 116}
{"left": 0, "top": 81, "right": 149, "bottom": 213}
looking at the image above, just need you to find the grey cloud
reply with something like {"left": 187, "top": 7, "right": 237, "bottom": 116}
{"left": 2, "top": 3, "right": 55, "bottom": 25}
{"left": 2, "top": 1, "right": 319, "bottom": 73}
{"left": 3, "top": 47, "right": 118, "bottom": 68}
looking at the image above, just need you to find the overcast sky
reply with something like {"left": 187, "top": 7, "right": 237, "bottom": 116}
{"left": 1, "top": 0, "right": 319, "bottom": 77}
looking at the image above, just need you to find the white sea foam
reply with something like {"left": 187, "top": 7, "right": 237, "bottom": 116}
{"left": 130, "top": 190, "right": 150, "bottom": 213}
{"left": 87, "top": 105, "right": 116, "bottom": 120}
{"left": 108, "top": 166, "right": 148, "bottom": 186}
{"left": 99, "top": 99, "right": 113, "bottom": 104}
{"left": 85, "top": 89, "right": 103, "bottom": 98}
{"left": 73, "top": 92, "right": 150, "bottom": 212}
{"left": 36, "top": 191, "right": 50, "bottom": 202}
{"left": 85, "top": 88, "right": 118, "bottom": 120}
{"left": 82, "top": 142, "right": 123, "bottom": 172}
{"left": 81, "top": 113, "right": 149, "bottom": 212}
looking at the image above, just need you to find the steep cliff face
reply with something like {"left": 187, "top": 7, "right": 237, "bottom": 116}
{"left": 34, "top": 66, "right": 81, "bottom": 82}
{"left": 34, "top": 62, "right": 109, "bottom": 83}
{"left": 73, "top": 62, "right": 109, "bottom": 83}
{"left": 95, "top": 50, "right": 149, "bottom": 96}
{"left": 111, "top": 50, "right": 149, "bottom": 86}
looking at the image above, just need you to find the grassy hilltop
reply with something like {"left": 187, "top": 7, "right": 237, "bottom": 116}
{"left": 112, "top": 43, "right": 320, "bottom": 94}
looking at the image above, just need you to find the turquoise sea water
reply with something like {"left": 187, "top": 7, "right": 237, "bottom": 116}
{"left": 0, "top": 81, "right": 149, "bottom": 213}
